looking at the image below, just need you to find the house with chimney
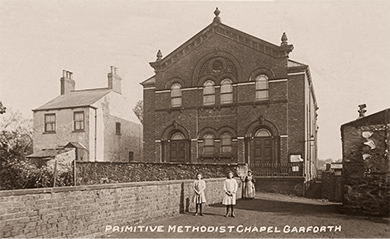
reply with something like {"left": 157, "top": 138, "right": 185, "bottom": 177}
{"left": 29, "top": 67, "right": 142, "bottom": 163}
{"left": 141, "top": 9, "right": 318, "bottom": 195}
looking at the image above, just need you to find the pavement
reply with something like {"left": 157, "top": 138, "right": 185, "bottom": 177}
{"left": 104, "top": 192, "right": 389, "bottom": 238}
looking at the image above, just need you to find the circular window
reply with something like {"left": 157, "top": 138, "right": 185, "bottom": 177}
{"left": 209, "top": 58, "right": 226, "bottom": 73}
{"left": 212, "top": 60, "right": 223, "bottom": 71}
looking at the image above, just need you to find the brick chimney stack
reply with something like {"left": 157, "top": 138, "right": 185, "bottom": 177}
{"left": 108, "top": 66, "right": 122, "bottom": 94}
{"left": 358, "top": 104, "right": 367, "bottom": 118}
{"left": 60, "top": 70, "right": 75, "bottom": 95}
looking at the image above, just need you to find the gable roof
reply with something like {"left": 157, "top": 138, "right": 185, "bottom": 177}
{"left": 149, "top": 13, "right": 293, "bottom": 72}
{"left": 33, "top": 88, "right": 112, "bottom": 111}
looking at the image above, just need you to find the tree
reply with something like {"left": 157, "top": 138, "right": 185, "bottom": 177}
{"left": 133, "top": 100, "right": 143, "bottom": 124}
{"left": 0, "top": 109, "right": 35, "bottom": 189}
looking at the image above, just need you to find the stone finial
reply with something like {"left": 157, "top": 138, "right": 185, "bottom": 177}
{"left": 281, "top": 32, "right": 288, "bottom": 46}
{"left": 213, "top": 7, "right": 221, "bottom": 23}
{"left": 156, "top": 50, "right": 162, "bottom": 61}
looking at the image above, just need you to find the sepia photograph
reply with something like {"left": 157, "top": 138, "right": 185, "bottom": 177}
{"left": 0, "top": 0, "right": 389, "bottom": 238}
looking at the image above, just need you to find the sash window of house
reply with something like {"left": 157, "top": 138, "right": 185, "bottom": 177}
{"left": 73, "top": 112, "right": 84, "bottom": 131}
{"left": 44, "top": 113, "right": 56, "bottom": 133}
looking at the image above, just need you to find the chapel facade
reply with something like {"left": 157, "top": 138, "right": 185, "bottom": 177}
{"left": 141, "top": 9, "right": 318, "bottom": 182}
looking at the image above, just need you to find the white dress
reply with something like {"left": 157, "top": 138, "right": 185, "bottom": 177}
{"left": 222, "top": 178, "right": 238, "bottom": 205}
{"left": 192, "top": 179, "right": 207, "bottom": 203}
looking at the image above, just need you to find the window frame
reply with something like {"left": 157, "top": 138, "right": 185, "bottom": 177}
{"left": 220, "top": 78, "right": 233, "bottom": 104}
{"left": 255, "top": 74, "right": 269, "bottom": 101}
{"left": 73, "top": 111, "right": 85, "bottom": 132}
{"left": 203, "top": 80, "right": 215, "bottom": 106}
{"left": 171, "top": 83, "right": 182, "bottom": 108}
{"left": 116, "top": 122, "right": 121, "bottom": 135}
{"left": 220, "top": 133, "right": 233, "bottom": 153}
{"left": 44, "top": 113, "right": 56, "bottom": 133}
{"left": 203, "top": 134, "right": 215, "bottom": 154}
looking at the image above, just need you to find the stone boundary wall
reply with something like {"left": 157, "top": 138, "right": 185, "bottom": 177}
{"left": 75, "top": 161, "right": 246, "bottom": 185}
{"left": 0, "top": 178, "right": 241, "bottom": 238}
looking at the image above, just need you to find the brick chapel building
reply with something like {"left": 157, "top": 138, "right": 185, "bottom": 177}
{"left": 141, "top": 9, "right": 319, "bottom": 184}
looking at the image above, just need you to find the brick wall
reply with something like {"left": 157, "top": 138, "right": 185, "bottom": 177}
{"left": 0, "top": 178, "right": 242, "bottom": 238}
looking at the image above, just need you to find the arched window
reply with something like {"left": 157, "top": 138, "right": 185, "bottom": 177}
{"left": 203, "top": 134, "right": 215, "bottom": 154}
{"left": 203, "top": 80, "right": 215, "bottom": 105}
{"left": 171, "top": 83, "right": 182, "bottom": 107}
{"left": 255, "top": 128, "right": 271, "bottom": 137}
{"left": 221, "top": 133, "right": 232, "bottom": 153}
{"left": 220, "top": 78, "right": 233, "bottom": 104}
{"left": 255, "top": 75, "right": 269, "bottom": 101}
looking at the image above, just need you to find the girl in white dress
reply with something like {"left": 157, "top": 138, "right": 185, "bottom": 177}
{"left": 192, "top": 173, "right": 206, "bottom": 216}
{"left": 222, "top": 171, "right": 238, "bottom": 217}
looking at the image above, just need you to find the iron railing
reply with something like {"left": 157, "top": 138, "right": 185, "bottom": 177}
{"left": 250, "top": 162, "right": 304, "bottom": 177}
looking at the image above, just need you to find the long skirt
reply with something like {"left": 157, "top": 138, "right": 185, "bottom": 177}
{"left": 243, "top": 181, "right": 255, "bottom": 199}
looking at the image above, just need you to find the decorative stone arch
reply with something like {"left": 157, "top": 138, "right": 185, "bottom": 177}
{"left": 245, "top": 115, "right": 280, "bottom": 138}
{"left": 192, "top": 51, "right": 241, "bottom": 87}
{"left": 161, "top": 120, "right": 190, "bottom": 140}
{"left": 198, "top": 75, "right": 218, "bottom": 87}
{"left": 160, "top": 121, "right": 191, "bottom": 163}
{"left": 198, "top": 127, "right": 218, "bottom": 139}
{"left": 215, "top": 72, "right": 237, "bottom": 85}
{"left": 165, "top": 77, "right": 186, "bottom": 90}
{"left": 217, "top": 126, "right": 237, "bottom": 139}
{"left": 249, "top": 67, "right": 276, "bottom": 81}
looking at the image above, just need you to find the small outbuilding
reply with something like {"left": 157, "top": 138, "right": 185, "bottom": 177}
{"left": 341, "top": 107, "right": 389, "bottom": 216}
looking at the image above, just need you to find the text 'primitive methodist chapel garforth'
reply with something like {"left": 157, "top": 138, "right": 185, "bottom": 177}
{"left": 141, "top": 8, "right": 319, "bottom": 184}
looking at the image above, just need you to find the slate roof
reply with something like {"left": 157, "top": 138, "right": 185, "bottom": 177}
{"left": 33, "top": 88, "right": 112, "bottom": 111}
{"left": 140, "top": 76, "right": 156, "bottom": 87}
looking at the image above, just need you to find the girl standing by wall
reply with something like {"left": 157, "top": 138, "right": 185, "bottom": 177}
{"left": 222, "top": 171, "right": 238, "bottom": 217}
{"left": 192, "top": 173, "right": 206, "bottom": 216}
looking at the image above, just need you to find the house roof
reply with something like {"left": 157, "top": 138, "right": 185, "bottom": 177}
{"left": 27, "top": 148, "right": 73, "bottom": 158}
{"left": 341, "top": 108, "right": 390, "bottom": 129}
{"left": 65, "top": 142, "right": 87, "bottom": 150}
{"left": 33, "top": 88, "right": 112, "bottom": 111}
{"left": 148, "top": 10, "right": 294, "bottom": 73}
{"left": 140, "top": 75, "right": 156, "bottom": 87}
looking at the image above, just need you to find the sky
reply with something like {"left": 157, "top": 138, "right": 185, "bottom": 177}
{"left": 1, "top": 0, "right": 389, "bottom": 161}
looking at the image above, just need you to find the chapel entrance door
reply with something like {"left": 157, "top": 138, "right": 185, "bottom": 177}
{"left": 170, "top": 132, "right": 186, "bottom": 162}
{"left": 252, "top": 129, "right": 273, "bottom": 175}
